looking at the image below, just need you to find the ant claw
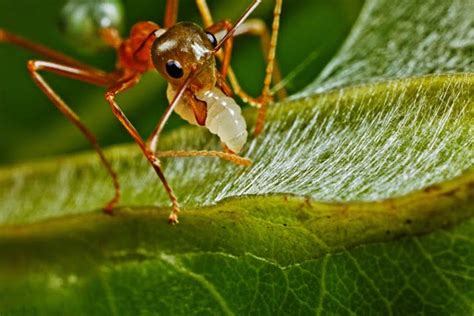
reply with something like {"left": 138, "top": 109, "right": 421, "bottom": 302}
{"left": 168, "top": 213, "right": 179, "bottom": 225}
{"left": 103, "top": 194, "right": 120, "bottom": 215}
{"left": 103, "top": 206, "right": 115, "bottom": 215}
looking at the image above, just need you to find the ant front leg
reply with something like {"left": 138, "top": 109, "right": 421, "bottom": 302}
{"left": 25, "top": 60, "right": 121, "bottom": 213}
{"left": 105, "top": 77, "right": 181, "bottom": 224}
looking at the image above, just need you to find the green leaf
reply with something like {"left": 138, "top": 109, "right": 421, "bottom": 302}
{"left": 297, "top": 0, "right": 474, "bottom": 95}
{"left": 0, "top": 0, "right": 473, "bottom": 315}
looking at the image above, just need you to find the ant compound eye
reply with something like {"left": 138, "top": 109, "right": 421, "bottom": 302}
{"left": 205, "top": 31, "right": 218, "bottom": 48}
{"left": 166, "top": 60, "right": 184, "bottom": 79}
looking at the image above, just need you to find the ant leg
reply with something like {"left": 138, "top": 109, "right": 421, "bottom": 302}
{"left": 27, "top": 60, "right": 121, "bottom": 212}
{"left": 105, "top": 77, "right": 181, "bottom": 224}
{"left": 164, "top": 0, "right": 179, "bottom": 28}
{"left": 0, "top": 29, "right": 98, "bottom": 71}
{"left": 1, "top": 27, "right": 123, "bottom": 59}
{"left": 254, "top": 0, "right": 283, "bottom": 135}
{"left": 229, "top": 18, "right": 286, "bottom": 101}
{"left": 156, "top": 150, "right": 251, "bottom": 166}
{"left": 195, "top": 0, "right": 213, "bottom": 27}
{"left": 148, "top": 126, "right": 251, "bottom": 167}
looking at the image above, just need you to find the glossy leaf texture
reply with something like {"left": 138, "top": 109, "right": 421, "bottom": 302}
{"left": 0, "top": 0, "right": 473, "bottom": 314}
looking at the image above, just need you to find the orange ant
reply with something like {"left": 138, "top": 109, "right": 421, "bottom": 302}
{"left": 0, "top": 0, "right": 285, "bottom": 224}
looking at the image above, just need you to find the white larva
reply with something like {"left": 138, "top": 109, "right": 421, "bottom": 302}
{"left": 167, "top": 85, "right": 248, "bottom": 153}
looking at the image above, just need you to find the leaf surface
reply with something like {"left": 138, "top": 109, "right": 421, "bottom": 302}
{"left": 0, "top": 0, "right": 473, "bottom": 314}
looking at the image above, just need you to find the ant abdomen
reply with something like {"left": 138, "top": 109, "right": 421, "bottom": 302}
{"left": 59, "top": 0, "right": 125, "bottom": 53}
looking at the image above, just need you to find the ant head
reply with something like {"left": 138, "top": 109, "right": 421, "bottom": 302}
{"left": 151, "top": 22, "right": 217, "bottom": 91}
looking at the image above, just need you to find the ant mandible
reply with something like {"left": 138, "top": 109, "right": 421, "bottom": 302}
{"left": 0, "top": 0, "right": 285, "bottom": 224}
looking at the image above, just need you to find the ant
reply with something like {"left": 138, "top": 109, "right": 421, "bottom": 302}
{"left": 0, "top": 0, "right": 285, "bottom": 224}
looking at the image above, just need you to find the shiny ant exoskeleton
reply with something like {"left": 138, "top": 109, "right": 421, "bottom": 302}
{"left": 0, "top": 0, "right": 285, "bottom": 224}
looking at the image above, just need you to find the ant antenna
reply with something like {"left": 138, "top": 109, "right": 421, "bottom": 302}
{"left": 148, "top": 70, "right": 195, "bottom": 150}
{"left": 214, "top": 0, "right": 262, "bottom": 52}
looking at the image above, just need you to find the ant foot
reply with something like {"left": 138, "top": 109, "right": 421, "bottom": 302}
{"left": 103, "top": 195, "right": 120, "bottom": 215}
{"left": 103, "top": 206, "right": 115, "bottom": 215}
{"left": 168, "top": 213, "right": 179, "bottom": 225}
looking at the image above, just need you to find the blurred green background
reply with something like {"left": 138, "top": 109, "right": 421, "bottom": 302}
{"left": 0, "top": 0, "right": 363, "bottom": 164}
